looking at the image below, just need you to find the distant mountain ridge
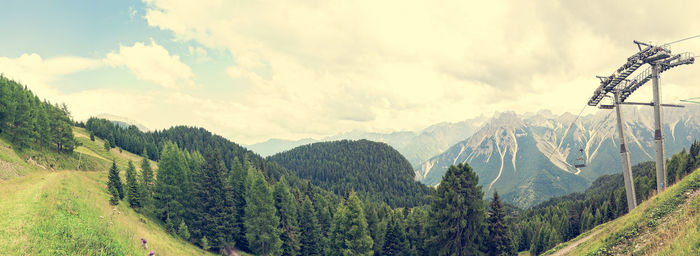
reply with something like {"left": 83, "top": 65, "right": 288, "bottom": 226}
{"left": 417, "top": 106, "right": 700, "bottom": 208}
{"left": 247, "top": 118, "right": 482, "bottom": 168}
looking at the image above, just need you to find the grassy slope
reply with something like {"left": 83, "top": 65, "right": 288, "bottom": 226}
{"left": 545, "top": 167, "right": 700, "bottom": 255}
{"left": 0, "top": 127, "right": 210, "bottom": 256}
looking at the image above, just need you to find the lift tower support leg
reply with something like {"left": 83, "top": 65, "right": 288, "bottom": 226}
{"left": 652, "top": 63, "right": 667, "bottom": 192}
{"left": 615, "top": 91, "right": 637, "bottom": 211}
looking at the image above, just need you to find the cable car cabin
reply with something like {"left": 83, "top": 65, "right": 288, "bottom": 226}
{"left": 573, "top": 149, "right": 586, "bottom": 168}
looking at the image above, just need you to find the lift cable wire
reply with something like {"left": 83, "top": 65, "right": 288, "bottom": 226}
{"left": 544, "top": 103, "right": 588, "bottom": 166}
{"left": 664, "top": 34, "right": 700, "bottom": 45}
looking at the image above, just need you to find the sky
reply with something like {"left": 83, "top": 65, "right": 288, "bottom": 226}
{"left": 1, "top": 0, "right": 699, "bottom": 144}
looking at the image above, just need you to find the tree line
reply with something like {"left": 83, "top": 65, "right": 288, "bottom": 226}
{"left": 106, "top": 140, "right": 516, "bottom": 255}
{"left": 267, "top": 140, "right": 434, "bottom": 208}
{"left": 511, "top": 141, "right": 700, "bottom": 255}
{"left": 0, "top": 75, "right": 76, "bottom": 153}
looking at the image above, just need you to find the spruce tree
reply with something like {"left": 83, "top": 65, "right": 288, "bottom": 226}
{"left": 274, "top": 177, "right": 301, "bottom": 256}
{"left": 330, "top": 191, "right": 373, "bottom": 256}
{"left": 383, "top": 213, "right": 408, "bottom": 256}
{"left": 201, "top": 236, "right": 211, "bottom": 251}
{"left": 153, "top": 142, "right": 190, "bottom": 226}
{"left": 104, "top": 140, "right": 111, "bottom": 151}
{"left": 108, "top": 160, "right": 124, "bottom": 200}
{"left": 109, "top": 185, "right": 120, "bottom": 205}
{"left": 299, "top": 196, "right": 323, "bottom": 256}
{"left": 427, "top": 163, "right": 486, "bottom": 256}
{"left": 244, "top": 166, "right": 282, "bottom": 256}
{"left": 487, "top": 191, "right": 514, "bottom": 256}
{"left": 126, "top": 160, "right": 141, "bottom": 209}
{"left": 178, "top": 220, "right": 191, "bottom": 241}
{"left": 190, "top": 151, "right": 237, "bottom": 251}
{"left": 140, "top": 150, "right": 154, "bottom": 207}
{"left": 229, "top": 157, "right": 249, "bottom": 251}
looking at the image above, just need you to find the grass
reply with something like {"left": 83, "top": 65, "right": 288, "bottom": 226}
{"left": 0, "top": 127, "right": 211, "bottom": 255}
{"left": 72, "top": 127, "right": 157, "bottom": 171}
{"left": 545, "top": 167, "right": 700, "bottom": 255}
{"left": 0, "top": 170, "right": 212, "bottom": 255}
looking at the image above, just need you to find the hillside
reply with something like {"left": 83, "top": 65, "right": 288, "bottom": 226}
{"left": 268, "top": 139, "right": 434, "bottom": 207}
{"left": 545, "top": 165, "right": 700, "bottom": 255}
{"left": 418, "top": 108, "right": 700, "bottom": 208}
{"left": 0, "top": 128, "right": 212, "bottom": 255}
{"left": 248, "top": 118, "right": 481, "bottom": 168}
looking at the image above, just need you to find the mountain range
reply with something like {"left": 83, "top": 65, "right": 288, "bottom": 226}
{"left": 246, "top": 118, "right": 483, "bottom": 168}
{"left": 249, "top": 105, "right": 700, "bottom": 208}
{"left": 417, "top": 106, "right": 700, "bottom": 208}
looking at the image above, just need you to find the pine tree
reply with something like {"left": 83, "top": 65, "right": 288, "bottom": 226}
{"left": 109, "top": 185, "right": 120, "bottom": 205}
{"left": 244, "top": 166, "right": 282, "bottom": 256}
{"left": 487, "top": 191, "right": 514, "bottom": 256}
{"left": 189, "top": 151, "right": 237, "bottom": 251}
{"left": 330, "top": 191, "right": 373, "bottom": 256}
{"left": 427, "top": 163, "right": 486, "bottom": 256}
{"left": 108, "top": 160, "right": 124, "bottom": 200}
{"left": 201, "top": 236, "right": 211, "bottom": 251}
{"left": 126, "top": 160, "right": 142, "bottom": 209}
{"left": 314, "top": 193, "right": 332, "bottom": 253}
{"left": 229, "top": 157, "right": 249, "bottom": 251}
{"left": 274, "top": 177, "right": 301, "bottom": 256}
{"left": 109, "top": 133, "right": 116, "bottom": 148}
{"left": 383, "top": 213, "right": 408, "bottom": 256}
{"left": 178, "top": 220, "right": 191, "bottom": 241}
{"left": 104, "top": 140, "right": 111, "bottom": 151}
{"left": 153, "top": 142, "right": 190, "bottom": 226}
{"left": 140, "top": 150, "right": 154, "bottom": 207}
{"left": 90, "top": 131, "right": 95, "bottom": 141}
{"left": 406, "top": 207, "right": 428, "bottom": 256}
{"left": 299, "top": 196, "right": 323, "bottom": 256}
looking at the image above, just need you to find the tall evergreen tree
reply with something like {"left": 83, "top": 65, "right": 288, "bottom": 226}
{"left": 299, "top": 196, "right": 323, "bottom": 256}
{"left": 107, "top": 160, "right": 124, "bottom": 200}
{"left": 109, "top": 185, "right": 120, "bottom": 205}
{"left": 140, "top": 150, "right": 154, "bottom": 211}
{"left": 189, "top": 151, "right": 237, "bottom": 251}
{"left": 330, "top": 191, "right": 374, "bottom": 256}
{"left": 229, "top": 157, "right": 249, "bottom": 251}
{"left": 427, "top": 163, "right": 486, "bottom": 256}
{"left": 486, "top": 191, "right": 514, "bottom": 256}
{"left": 153, "top": 142, "right": 190, "bottom": 227}
{"left": 383, "top": 213, "right": 409, "bottom": 256}
{"left": 244, "top": 166, "right": 282, "bottom": 256}
{"left": 125, "top": 160, "right": 142, "bottom": 209}
{"left": 274, "top": 177, "right": 301, "bottom": 256}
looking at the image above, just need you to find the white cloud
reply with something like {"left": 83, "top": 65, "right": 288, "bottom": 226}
{"left": 106, "top": 40, "right": 196, "bottom": 89}
{"left": 139, "top": 0, "right": 700, "bottom": 143}
{"left": 5, "top": 1, "right": 700, "bottom": 145}
{"left": 0, "top": 53, "right": 102, "bottom": 98}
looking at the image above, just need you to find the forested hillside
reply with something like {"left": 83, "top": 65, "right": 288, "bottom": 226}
{"left": 512, "top": 141, "right": 700, "bottom": 255}
{"left": 0, "top": 75, "right": 76, "bottom": 153}
{"left": 268, "top": 140, "right": 433, "bottom": 207}
{"left": 84, "top": 118, "right": 296, "bottom": 183}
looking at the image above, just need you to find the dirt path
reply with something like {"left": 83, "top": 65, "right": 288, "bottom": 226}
{"left": 549, "top": 228, "right": 604, "bottom": 256}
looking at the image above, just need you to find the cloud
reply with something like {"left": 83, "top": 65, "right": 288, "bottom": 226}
{"left": 0, "top": 53, "right": 102, "bottom": 98}
{"left": 188, "top": 46, "right": 210, "bottom": 62}
{"left": 138, "top": 0, "right": 700, "bottom": 143}
{"left": 105, "top": 40, "right": 196, "bottom": 89}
